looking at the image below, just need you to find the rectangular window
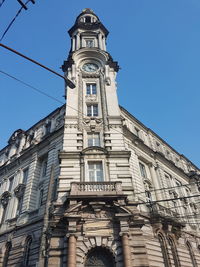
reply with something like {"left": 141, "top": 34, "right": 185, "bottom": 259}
{"left": 41, "top": 159, "right": 48, "bottom": 178}
{"left": 22, "top": 168, "right": 29, "bottom": 184}
{"left": 8, "top": 177, "right": 14, "bottom": 192}
{"left": 38, "top": 188, "right": 44, "bottom": 207}
{"left": 87, "top": 104, "right": 98, "bottom": 117}
{"left": 86, "top": 39, "right": 94, "bottom": 47}
{"left": 88, "top": 162, "right": 104, "bottom": 182}
{"left": 88, "top": 133, "right": 100, "bottom": 147}
{"left": 86, "top": 83, "right": 97, "bottom": 95}
{"left": 139, "top": 162, "right": 147, "bottom": 179}
{"left": 16, "top": 197, "right": 23, "bottom": 216}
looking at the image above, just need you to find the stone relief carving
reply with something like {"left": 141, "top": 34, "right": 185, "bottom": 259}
{"left": 105, "top": 77, "right": 111, "bottom": 86}
{"left": 1, "top": 191, "right": 11, "bottom": 207}
{"left": 55, "top": 115, "right": 64, "bottom": 129}
{"left": 14, "top": 184, "right": 26, "bottom": 198}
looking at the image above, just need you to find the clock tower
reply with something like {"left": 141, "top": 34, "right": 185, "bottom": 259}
{"left": 51, "top": 9, "right": 147, "bottom": 267}
{"left": 59, "top": 8, "right": 131, "bottom": 190}
{"left": 61, "top": 8, "right": 124, "bottom": 151}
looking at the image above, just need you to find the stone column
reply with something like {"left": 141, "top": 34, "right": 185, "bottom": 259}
{"left": 68, "top": 235, "right": 76, "bottom": 267}
{"left": 122, "top": 234, "right": 131, "bottom": 267}
{"left": 72, "top": 37, "right": 75, "bottom": 51}
{"left": 76, "top": 33, "right": 80, "bottom": 50}
{"left": 102, "top": 36, "right": 106, "bottom": 50}
{"left": 98, "top": 32, "right": 103, "bottom": 49}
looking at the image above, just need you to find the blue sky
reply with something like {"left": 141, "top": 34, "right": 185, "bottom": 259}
{"left": 0, "top": 0, "right": 200, "bottom": 167}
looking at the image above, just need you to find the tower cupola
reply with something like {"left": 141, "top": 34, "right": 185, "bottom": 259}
{"left": 68, "top": 8, "right": 109, "bottom": 52}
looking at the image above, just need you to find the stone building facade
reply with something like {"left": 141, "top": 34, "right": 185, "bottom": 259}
{"left": 0, "top": 8, "right": 200, "bottom": 267}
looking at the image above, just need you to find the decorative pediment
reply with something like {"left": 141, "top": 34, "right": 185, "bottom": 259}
{"left": 64, "top": 199, "right": 134, "bottom": 219}
{"left": 1, "top": 191, "right": 11, "bottom": 207}
{"left": 14, "top": 184, "right": 26, "bottom": 198}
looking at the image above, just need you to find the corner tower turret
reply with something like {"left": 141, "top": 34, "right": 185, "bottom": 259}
{"left": 58, "top": 9, "right": 132, "bottom": 206}
{"left": 68, "top": 8, "right": 109, "bottom": 52}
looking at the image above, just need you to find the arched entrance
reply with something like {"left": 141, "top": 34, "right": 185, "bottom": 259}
{"left": 85, "top": 247, "right": 115, "bottom": 267}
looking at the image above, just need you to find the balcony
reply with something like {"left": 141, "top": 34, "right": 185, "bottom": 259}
{"left": 70, "top": 181, "right": 123, "bottom": 196}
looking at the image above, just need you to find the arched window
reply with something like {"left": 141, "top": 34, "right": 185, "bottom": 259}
{"left": 23, "top": 237, "right": 32, "bottom": 266}
{"left": 158, "top": 234, "right": 171, "bottom": 267}
{"left": 85, "top": 247, "right": 115, "bottom": 267}
{"left": 186, "top": 241, "right": 197, "bottom": 267}
{"left": 3, "top": 242, "right": 12, "bottom": 267}
{"left": 168, "top": 236, "right": 180, "bottom": 267}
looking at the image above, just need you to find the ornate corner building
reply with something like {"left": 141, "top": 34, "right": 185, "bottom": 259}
{"left": 0, "top": 8, "right": 200, "bottom": 267}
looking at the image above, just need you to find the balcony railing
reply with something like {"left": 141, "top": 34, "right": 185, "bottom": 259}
{"left": 70, "top": 181, "right": 123, "bottom": 196}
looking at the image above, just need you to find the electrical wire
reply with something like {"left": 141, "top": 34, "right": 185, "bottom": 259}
{"left": 166, "top": 201, "right": 200, "bottom": 210}
{"left": 0, "top": 0, "right": 30, "bottom": 42}
{"left": 0, "top": 70, "right": 64, "bottom": 104}
{"left": 0, "top": 69, "right": 86, "bottom": 116}
{"left": 135, "top": 180, "right": 199, "bottom": 195}
{"left": 135, "top": 193, "right": 200, "bottom": 206}
{"left": 0, "top": 0, "right": 6, "bottom": 8}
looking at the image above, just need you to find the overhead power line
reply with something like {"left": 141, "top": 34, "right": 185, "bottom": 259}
{"left": 136, "top": 193, "right": 200, "bottom": 206}
{"left": 135, "top": 180, "right": 199, "bottom": 196}
{"left": 0, "top": 0, "right": 35, "bottom": 41}
{"left": 0, "top": 0, "right": 30, "bottom": 42}
{"left": 167, "top": 201, "right": 200, "bottom": 210}
{"left": 17, "top": 0, "right": 28, "bottom": 10}
{"left": 0, "top": 70, "right": 64, "bottom": 104}
{"left": 0, "top": 43, "right": 75, "bottom": 88}
{"left": 0, "top": 69, "right": 83, "bottom": 116}
{"left": 0, "top": 0, "right": 6, "bottom": 8}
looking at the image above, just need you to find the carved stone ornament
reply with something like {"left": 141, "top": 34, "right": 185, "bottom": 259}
{"left": 83, "top": 118, "right": 103, "bottom": 125}
{"left": 55, "top": 115, "right": 64, "bottom": 129}
{"left": 1, "top": 191, "right": 11, "bottom": 207}
{"left": 14, "top": 184, "right": 26, "bottom": 198}
{"left": 8, "top": 129, "right": 25, "bottom": 146}
{"left": 105, "top": 77, "right": 111, "bottom": 86}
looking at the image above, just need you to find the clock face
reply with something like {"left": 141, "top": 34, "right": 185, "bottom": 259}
{"left": 82, "top": 63, "right": 98, "bottom": 73}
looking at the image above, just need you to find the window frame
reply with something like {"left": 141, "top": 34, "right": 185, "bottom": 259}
{"left": 41, "top": 158, "right": 48, "bottom": 178}
{"left": 87, "top": 132, "right": 100, "bottom": 147}
{"left": 38, "top": 187, "right": 44, "bottom": 207}
{"left": 87, "top": 161, "right": 104, "bottom": 182}
{"left": 22, "top": 168, "right": 29, "bottom": 184}
{"left": 139, "top": 162, "right": 147, "bottom": 179}
{"left": 85, "top": 39, "right": 94, "bottom": 48}
{"left": 158, "top": 234, "right": 171, "bottom": 267}
{"left": 87, "top": 104, "right": 98, "bottom": 117}
{"left": 23, "top": 237, "right": 32, "bottom": 266}
{"left": 86, "top": 83, "right": 97, "bottom": 95}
